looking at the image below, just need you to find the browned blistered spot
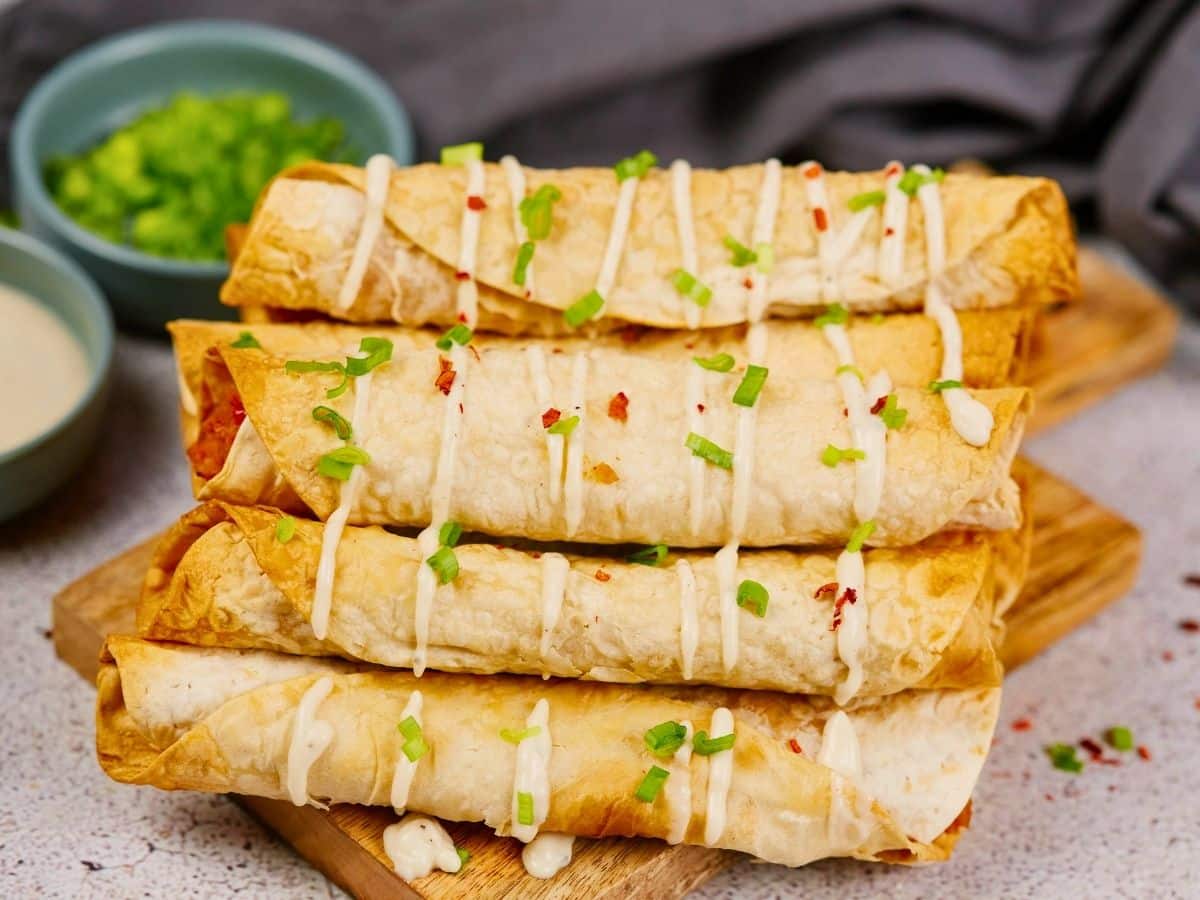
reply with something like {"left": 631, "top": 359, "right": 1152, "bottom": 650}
{"left": 588, "top": 462, "right": 619, "bottom": 484}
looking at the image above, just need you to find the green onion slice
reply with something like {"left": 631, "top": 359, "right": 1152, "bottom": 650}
{"left": 732, "top": 364, "right": 768, "bottom": 407}
{"left": 426, "top": 546, "right": 460, "bottom": 585}
{"left": 1106, "top": 726, "right": 1134, "bottom": 752}
{"left": 1045, "top": 743, "right": 1084, "bottom": 774}
{"left": 754, "top": 242, "right": 774, "bottom": 274}
{"left": 564, "top": 289, "right": 604, "bottom": 328}
{"left": 286, "top": 359, "right": 344, "bottom": 375}
{"left": 397, "top": 716, "right": 430, "bottom": 762}
{"left": 438, "top": 520, "right": 463, "bottom": 548}
{"left": 513, "top": 240, "right": 535, "bottom": 286}
{"left": 614, "top": 149, "right": 658, "bottom": 182}
{"left": 928, "top": 379, "right": 963, "bottom": 393}
{"left": 877, "top": 394, "right": 908, "bottom": 430}
{"left": 692, "top": 730, "right": 736, "bottom": 756}
{"left": 814, "top": 303, "right": 850, "bottom": 328}
{"left": 519, "top": 184, "right": 562, "bottom": 240}
{"left": 693, "top": 352, "right": 735, "bottom": 373}
{"left": 312, "top": 405, "right": 353, "bottom": 441}
{"left": 317, "top": 445, "right": 371, "bottom": 481}
{"left": 345, "top": 337, "right": 394, "bottom": 376}
{"left": 723, "top": 235, "right": 757, "bottom": 267}
{"left": 898, "top": 166, "right": 945, "bottom": 197}
{"left": 634, "top": 765, "right": 670, "bottom": 803}
{"left": 500, "top": 725, "right": 542, "bottom": 744}
{"left": 736, "top": 580, "right": 769, "bottom": 617}
{"left": 627, "top": 544, "right": 668, "bottom": 567}
{"left": 440, "top": 142, "right": 484, "bottom": 166}
{"left": 275, "top": 515, "right": 296, "bottom": 544}
{"left": 821, "top": 444, "right": 866, "bottom": 467}
{"left": 517, "top": 791, "right": 535, "bottom": 826}
{"left": 230, "top": 331, "right": 261, "bottom": 349}
{"left": 835, "top": 363, "right": 864, "bottom": 382}
{"left": 546, "top": 414, "right": 580, "bottom": 436}
{"left": 455, "top": 847, "right": 470, "bottom": 869}
{"left": 846, "top": 519, "right": 877, "bottom": 553}
{"left": 436, "top": 324, "right": 474, "bottom": 351}
{"left": 644, "top": 721, "right": 688, "bottom": 757}
{"left": 685, "top": 432, "right": 733, "bottom": 470}
{"left": 848, "top": 190, "right": 886, "bottom": 212}
{"left": 670, "top": 268, "right": 713, "bottom": 308}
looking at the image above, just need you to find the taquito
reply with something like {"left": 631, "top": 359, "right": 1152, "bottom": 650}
{"left": 221, "top": 159, "right": 1075, "bottom": 331}
{"left": 138, "top": 503, "right": 1021, "bottom": 698}
{"left": 188, "top": 343, "right": 1029, "bottom": 547}
{"left": 98, "top": 637, "right": 998, "bottom": 868}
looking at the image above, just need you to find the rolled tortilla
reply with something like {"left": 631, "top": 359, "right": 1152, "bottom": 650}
{"left": 221, "top": 161, "right": 1076, "bottom": 330}
{"left": 138, "top": 502, "right": 1016, "bottom": 696}
{"left": 98, "top": 636, "right": 998, "bottom": 867}
{"left": 191, "top": 344, "right": 1029, "bottom": 547}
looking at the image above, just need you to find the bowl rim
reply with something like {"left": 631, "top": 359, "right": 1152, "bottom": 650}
{"left": 10, "top": 18, "right": 414, "bottom": 279}
{"left": 0, "top": 227, "right": 114, "bottom": 466}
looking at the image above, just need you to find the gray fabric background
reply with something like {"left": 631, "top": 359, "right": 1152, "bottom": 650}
{"left": 1, "top": 0, "right": 1197, "bottom": 310}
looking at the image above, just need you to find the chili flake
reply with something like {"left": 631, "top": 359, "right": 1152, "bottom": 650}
{"left": 595, "top": 570, "right": 611, "bottom": 583}
{"left": 542, "top": 407, "right": 562, "bottom": 429}
{"left": 608, "top": 391, "right": 629, "bottom": 422}
{"left": 803, "top": 163, "right": 822, "bottom": 180}
{"left": 830, "top": 587, "right": 857, "bottom": 631}
{"left": 1137, "top": 745, "right": 1151, "bottom": 761}
{"left": 870, "top": 395, "right": 887, "bottom": 415}
{"left": 455, "top": 271, "right": 470, "bottom": 281}
{"left": 787, "top": 738, "right": 803, "bottom": 755}
{"left": 1179, "top": 619, "right": 1199, "bottom": 632}
{"left": 813, "top": 208, "right": 828, "bottom": 232}
{"left": 813, "top": 582, "right": 838, "bottom": 600}
{"left": 466, "top": 195, "right": 487, "bottom": 211}
{"left": 697, "top": 403, "right": 706, "bottom": 413}
{"left": 1011, "top": 718, "right": 1032, "bottom": 732}
{"left": 435, "top": 357, "right": 456, "bottom": 395}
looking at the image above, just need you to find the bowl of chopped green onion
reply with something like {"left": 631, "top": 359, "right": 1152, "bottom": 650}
{"left": 11, "top": 21, "right": 413, "bottom": 332}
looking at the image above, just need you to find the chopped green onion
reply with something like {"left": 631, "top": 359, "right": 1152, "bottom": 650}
{"left": 732, "top": 364, "right": 768, "bottom": 407}
{"left": 693, "top": 352, "right": 735, "bottom": 373}
{"left": 736, "top": 580, "right": 769, "bottom": 617}
{"left": 1106, "top": 726, "right": 1135, "bottom": 752}
{"left": 723, "top": 235, "right": 757, "bottom": 267}
{"left": 898, "top": 166, "right": 945, "bottom": 197}
{"left": 847, "top": 190, "right": 886, "bottom": 212}
{"left": 546, "top": 414, "right": 580, "bottom": 436}
{"left": 821, "top": 444, "right": 866, "bottom": 467}
{"left": 286, "top": 359, "right": 344, "bottom": 375}
{"left": 426, "top": 546, "right": 460, "bottom": 584}
{"left": 517, "top": 791, "right": 535, "bottom": 826}
{"left": 345, "top": 337, "right": 394, "bottom": 377}
{"left": 928, "top": 379, "right": 964, "bottom": 393}
{"left": 685, "top": 432, "right": 733, "bottom": 470}
{"left": 438, "top": 520, "right": 463, "bottom": 548}
{"left": 317, "top": 445, "right": 371, "bottom": 481}
{"left": 877, "top": 394, "right": 908, "bottom": 430}
{"left": 846, "top": 519, "right": 877, "bottom": 553}
{"left": 275, "top": 515, "right": 296, "bottom": 544}
{"left": 634, "top": 765, "right": 670, "bottom": 803}
{"left": 1046, "top": 743, "right": 1084, "bottom": 774}
{"left": 692, "top": 730, "right": 736, "bottom": 756}
{"left": 564, "top": 289, "right": 604, "bottom": 328}
{"left": 644, "top": 721, "right": 688, "bottom": 757}
{"left": 519, "top": 185, "right": 562, "bottom": 240}
{"left": 397, "top": 716, "right": 429, "bottom": 762}
{"left": 614, "top": 149, "right": 657, "bottom": 181}
{"left": 440, "top": 142, "right": 483, "bottom": 166}
{"left": 455, "top": 847, "right": 470, "bottom": 869}
{"left": 312, "top": 405, "right": 353, "bottom": 441}
{"left": 435, "top": 324, "right": 473, "bottom": 351}
{"left": 513, "top": 240, "right": 535, "bottom": 286}
{"left": 627, "top": 544, "right": 667, "bottom": 567}
{"left": 814, "top": 303, "right": 850, "bottom": 328}
{"left": 754, "top": 242, "right": 774, "bottom": 274}
{"left": 835, "top": 363, "right": 864, "bottom": 382}
{"left": 670, "top": 269, "right": 713, "bottom": 308}
{"left": 500, "top": 725, "right": 542, "bottom": 744}
{"left": 230, "top": 331, "right": 261, "bottom": 349}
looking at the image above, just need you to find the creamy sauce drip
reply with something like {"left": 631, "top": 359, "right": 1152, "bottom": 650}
{"left": 500, "top": 155, "right": 535, "bottom": 297}
{"left": 877, "top": 161, "right": 908, "bottom": 287}
{"left": 592, "top": 175, "right": 640, "bottom": 318}
{"left": 676, "top": 560, "right": 699, "bottom": 680}
{"left": 538, "top": 553, "right": 570, "bottom": 676}
{"left": 669, "top": 159, "right": 701, "bottom": 329}
{"left": 337, "top": 153, "right": 394, "bottom": 309}
{"left": 286, "top": 676, "right": 335, "bottom": 807}
{"left": 510, "top": 698, "right": 552, "bottom": 843}
{"left": 746, "top": 158, "right": 782, "bottom": 322}
{"left": 562, "top": 352, "right": 588, "bottom": 537}
{"left": 455, "top": 159, "right": 486, "bottom": 327}
{"left": 383, "top": 815, "right": 462, "bottom": 880}
{"left": 703, "top": 707, "right": 735, "bottom": 846}
{"left": 522, "top": 833, "right": 575, "bottom": 879}
{"left": 833, "top": 550, "right": 868, "bottom": 706}
{"left": 391, "top": 690, "right": 424, "bottom": 812}
{"left": 525, "top": 345, "right": 564, "bottom": 504}
{"left": 665, "top": 720, "right": 694, "bottom": 844}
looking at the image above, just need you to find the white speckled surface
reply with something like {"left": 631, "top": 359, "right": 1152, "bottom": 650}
{"left": 1, "top": 298, "right": 1197, "bottom": 899}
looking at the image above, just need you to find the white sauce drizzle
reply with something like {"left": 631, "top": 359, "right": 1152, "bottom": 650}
{"left": 390, "top": 690, "right": 424, "bottom": 812}
{"left": 684, "top": 363, "right": 706, "bottom": 536}
{"left": 669, "top": 159, "right": 701, "bottom": 329}
{"left": 454, "top": 159, "right": 486, "bottom": 327}
{"left": 592, "top": 175, "right": 640, "bottom": 317}
{"left": 562, "top": 352, "right": 588, "bottom": 537}
{"left": 286, "top": 676, "right": 335, "bottom": 807}
{"left": 665, "top": 720, "right": 694, "bottom": 844}
{"left": 383, "top": 815, "right": 463, "bottom": 880}
{"left": 877, "top": 161, "right": 908, "bottom": 287}
{"left": 510, "top": 698, "right": 552, "bottom": 843}
{"left": 730, "top": 322, "right": 769, "bottom": 537}
{"left": 702, "top": 707, "right": 735, "bottom": 846}
{"left": 525, "top": 345, "right": 564, "bottom": 504}
{"left": 746, "top": 159, "right": 782, "bottom": 322}
{"left": 538, "top": 553, "right": 570, "bottom": 676}
{"left": 500, "top": 155, "right": 535, "bottom": 297}
{"left": 833, "top": 549, "right": 868, "bottom": 706}
{"left": 337, "top": 153, "right": 394, "bottom": 310}
{"left": 522, "top": 833, "right": 575, "bottom": 879}
{"left": 714, "top": 543, "right": 739, "bottom": 674}
{"left": 913, "top": 164, "right": 995, "bottom": 446}
{"left": 676, "top": 560, "right": 699, "bottom": 680}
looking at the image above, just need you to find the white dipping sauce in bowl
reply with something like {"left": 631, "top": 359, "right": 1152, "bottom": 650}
{"left": 0, "top": 283, "right": 91, "bottom": 454}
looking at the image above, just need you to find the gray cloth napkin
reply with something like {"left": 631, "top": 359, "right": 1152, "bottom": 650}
{"left": 2, "top": 0, "right": 1196, "bottom": 311}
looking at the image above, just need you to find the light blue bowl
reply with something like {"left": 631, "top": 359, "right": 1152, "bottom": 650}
{"left": 0, "top": 228, "right": 113, "bottom": 522}
{"left": 10, "top": 20, "right": 413, "bottom": 333}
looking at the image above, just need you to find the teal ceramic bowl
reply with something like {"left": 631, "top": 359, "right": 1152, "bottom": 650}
{"left": 0, "top": 228, "right": 113, "bottom": 522}
{"left": 10, "top": 20, "right": 413, "bottom": 333}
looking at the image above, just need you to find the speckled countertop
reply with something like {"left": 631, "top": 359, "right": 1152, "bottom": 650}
{"left": 2, "top": 285, "right": 1197, "bottom": 899}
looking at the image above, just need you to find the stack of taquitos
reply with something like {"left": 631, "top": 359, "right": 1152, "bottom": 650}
{"left": 99, "top": 152, "right": 1071, "bottom": 883}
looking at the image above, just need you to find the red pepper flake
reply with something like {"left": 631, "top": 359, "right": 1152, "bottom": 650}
{"left": 551, "top": 347, "right": 564, "bottom": 354}
{"left": 684, "top": 342, "right": 696, "bottom": 350}
{"left": 1011, "top": 718, "right": 1032, "bottom": 732}
{"left": 458, "top": 311, "right": 469, "bottom": 323}
{"left": 870, "top": 395, "right": 887, "bottom": 415}
{"left": 813, "top": 582, "right": 839, "bottom": 600}
{"left": 1184, "top": 574, "right": 1200, "bottom": 588}
{"left": 595, "top": 570, "right": 611, "bottom": 583}
{"left": 1137, "top": 745, "right": 1152, "bottom": 761}
{"left": 697, "top": 403, "right": 706, "bottom": 414}
{"left": 541, "top": 407, "right": 562, "bottom": 429}
{"left": 466, "top": 195, "right": 487, "bottom": 211}
{"left": 787, "top": 738, "right": 803, "bottom": 755}
{"left": 1079, "top": 738, "right": 1104, "bottom": 759}
{"left": 1179, "top": 619, "right": 1200, "bottom": 632}
{"left": 458, "top": 402, "right": 464, "bottom": 415}
{"left": 803, "top": 163, "right": 822, "bottom": 180}
{"left": 842, "top": 407, "right": 848, "bottom": 417}
{"left": 530, "top": 551, "right": 542, "bottom": 559}
{"left": 884, "top": 227, "right": 895, "bottom": 237}
{"left": 435, "top": 357, "right": 456, "bottom": 395}
{"left": 830, "top": 587, "right": 857, "bottom": 631}
{"left": 884, "top": 162, "right": 902, "bottom": 177}
{"left": 742, "top": 277, "right": 754, "bottom": 290}
{"left": 455, "top": 270, "right": 470, "bottom": 281}
{"left": 1163, "top": 650, "right": 1175, "bottom": 662}
{"left": 608, "top": 391, "right": 629, "bottom": 423}
{"left": 813, "top": 208, "right": 828, "bottom": 232}
{"left": 1044, "top": 793, "right": 1054, "bottom": 803}
{"left": 524, "top": 290, "right": 533, "bottom": 299}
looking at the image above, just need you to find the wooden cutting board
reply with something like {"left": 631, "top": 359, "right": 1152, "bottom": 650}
{"left": 51, "top": 246, "right": 1173, "bottom": 898}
